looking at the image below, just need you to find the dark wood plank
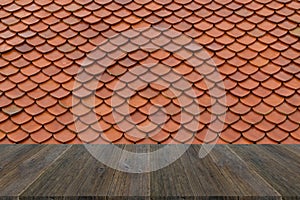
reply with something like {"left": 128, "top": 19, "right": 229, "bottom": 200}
{"left": 281, "top": 145, "right": 300, "bottom": 158}
{"left": 20, "top": 145, "right": 95, "bottom": 198}
{"left": 150, "top": 145, "right": 281, "bottom": 199}
{"left": 184, "top": 145, "right": 240, "bottom": 198}
{"left": 229, "top": 145, "right": 300, "bottom": 199}
{"left": 67, "top": 144, "right": 125, "bottom": 198}
{"left": 150, "top": 144, "right": 195, "bottom": 199}
{"left": 21, "top": 145, "right": 126, "bottom": 199}
{"left": 0, "top": 145, "right": 43, "bottom": 175}
{"left": 0, "top": 145, "right": 70, "bottom": 197}
{"left": 107, "top": 145, "right": 150, "bottom": 199}
{"left": 174, "top": 144, "right": 207, "bottom": 197}
{"left": 207, "top": 145, "right": 280, "bottom": 198}
{"left": 181, "top": 145, "right": 238, "bottom": 197}
{"left": 5, "top": 144, "right": 298, "bottom": 199}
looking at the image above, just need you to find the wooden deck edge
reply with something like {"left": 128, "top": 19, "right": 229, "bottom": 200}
{"left": 14, "top": 195, "right": 284, "bottom": 200}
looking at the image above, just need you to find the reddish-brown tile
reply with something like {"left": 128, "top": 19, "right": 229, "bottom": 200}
{"left": 194, "top": 128, "right": 217, "bottom": 143}
{"left": 230, "top": 86, "right": 250, "bottom": 98}
{"left": 263, "top": 93, "right": 284, "bottom": 107}
{"left": 275, "top": 86, "right": 294, "bottom": 97}
{"left": 2, "top": 104, "right": 22, "bottom": 116}
{"left": 241, "top": 111, "right": 263, "bottom": 125}
{"left": 34, "top": 111, "right": 55, "bottom": 125}
{"left": 262, "top": 78, "right": 282, "bottom": 90}
{"left": 21, "top": 120, "right": 42, "bottom": 133}
{"left": 150, "top": 94, "right": 171, "bottom": 106}
{"left": 279, "top": 116, "right": 298, "bottom": 132}
{"left": 37, "top": 95, "right": 57, "bottom": 108}
{"left": 56, "top": 112, "right": 74, "bottom": 127}
{"left": 0, "top": 130, "right": 6, "bottom": 140}
{"left": 51, "top": 88, "right": 70, "bottom": 99}
{"left": 54, "top": 129, "right": 75, "bottom": 143}
{"left": 77, "top": 128, "right": 99, "bottom": 143}
{"left": 255, "top": 119, "right": 275, "bottom": 132}
{"left": 101, "top": 128, "right": 123, "bottom": 142}
{"left": 282, "top": 135, "right": 300, "bottom": 144}
{"left": 219, "top": 127, "right": 240, "bottom": 143}
{"left": 5, "top": 87, "right": 25, "bottom": 99}
{"left": 0, "top": 119, "right": 18, "bottom": 133}
{"left": 122, "top": 127, "right": 145, "bottom": 142}
{"left": 230, "top": 119, "right": 251, "bottom": 132}
{"left": 286, "top": 93, "right": 300, "bottom": 107}
{"left": 27, "top": 88, "right": 47, "bottom": 100}
{"left": 138, "top": 87, "right": 159, "bottom": 99}
{"left": 229, "top": 101, "right": 251, "bottom": 115}
{"left": 40, "top": 79, "right": 60, "bottom": 92}
{"left": 94, "top": 103, "right": 112, "bottom": 116}
{"left": 240, "top": 94, "right": 261, "bottom": 107}
{"left": 7, "top": 129, "right": 29, "bottom": 143}
{"left": 147, "top": 129, "right": 169, "bottom": 143}
{"left": 288, "top": 108, "right": 299, "bottom": 123}
{"left": 267, "top": 127, "right": 289, "bottom": 142}
{"left": 276, "top": 102, "right": 296, "bottom": 116}
{"left": 256, "top": 137, "right": 278, "bottom": 144}
{"left": 14, "top": 95, "right": 34, "bottom": 108}
{"left": 71, "top": 103, "right": 92, "bottom": 117}
{"left": 44, "top": 120, "right": 65, "bottom": 133}
{"left": 136, "top": 119, "right": 158, "bottom": 133}
{"left": 0, "top": 79, "right": 16, "bottom": 91}
{"left": 18, "top": 79, "right": 37, "bottom": 92}
{"left": 0, "top": 0, "right": 299, "bottom": 143}
{"left": 290, "top": 128, "right": 300, "bottom": 141}
{"left": 128, "top": 94, "right": 148, "bottom": 108}
{"left": 29, "top": 129, "right": 51, "bottom": 143}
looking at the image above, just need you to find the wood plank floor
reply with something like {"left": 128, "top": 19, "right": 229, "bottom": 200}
{"left": 0, "top": 145, "right": 299, "bottom": 199}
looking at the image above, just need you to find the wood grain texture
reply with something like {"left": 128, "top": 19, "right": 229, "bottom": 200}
{"left": 0, "top": 145, "right": 298, "bottom": 199}
{"left": 229, "top": 145, "right": 300, "bottom": 199}
{"left": 0, "top": 145, "right": 70, "bottom": 197}
{"left": 185, "top": 145, "right": 238, "bottom": 197}
{"left": 150, "top": 144, "right": 195, "bottom": 199}
{"left": 206, "top": 145, "right": 281, "bottom": 198}
{"left": 20, "top": 145, "right": 115, "bottom": 199}
{"left": 107, "top": 145, "right": 150, "bottom": 199}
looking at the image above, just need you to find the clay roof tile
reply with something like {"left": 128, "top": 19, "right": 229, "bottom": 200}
{"left": 0, "top": 0, "right": 299, "bottom": 143}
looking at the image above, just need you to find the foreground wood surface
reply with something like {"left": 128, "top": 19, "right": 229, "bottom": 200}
{"left": 0, "top": 145, "right": 299, "bottom": 199}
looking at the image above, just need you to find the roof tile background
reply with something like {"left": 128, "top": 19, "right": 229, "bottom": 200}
{"left": 0, "top": 0, "right": 299, "bottom": 144}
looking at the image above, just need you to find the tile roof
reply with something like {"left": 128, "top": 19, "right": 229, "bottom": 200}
{"left": 0, "top": 0, "right": 299, "bottom": 144}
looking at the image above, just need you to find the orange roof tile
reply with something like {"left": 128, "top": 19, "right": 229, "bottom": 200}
{"left": 0, "top": 0, "right": 299, "bottom": 144}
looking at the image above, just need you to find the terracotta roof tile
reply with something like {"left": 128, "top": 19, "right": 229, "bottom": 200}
{"left": 0, "top": 0, "right": 299, "bottom": 144}
{"left": 290, "top": 128, "right": 300, "bottom": 141}
{"left": 7, "top": 129, "right": 29, "bottom": 143}
{"left": 280, "top": 119, "right": 299, "bottom": 132}
{"left": 29, "top": 128, "right": 50, "bottom": 143}
{"left": 53, "top": 129, "right": 76, "bottom": 143}
{"left": 21, "top": 120, "right": 42, "bottom": 133}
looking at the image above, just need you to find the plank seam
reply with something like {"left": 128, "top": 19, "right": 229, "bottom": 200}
{"left": 18, "top": 145, "right": 73, "bottom": 198}
{"left": 227, "top": 145, "right": 282, "bottom": 198}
